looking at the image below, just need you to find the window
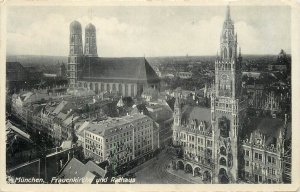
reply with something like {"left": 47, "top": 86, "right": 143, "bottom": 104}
{"left": 245, "top": 160, "right": 249, "bottom": 167}
{"left": 258, "top": 154, "right": 262, "bottom": 161}
{"left": 254, "top": 152, "right": 258, "bottom": 159}
{"left": 272, "top": 157, "right": 276, "bottom": 164}
{"left": 268, "top": 156, "right": 272, "bottom": 163}
{"left": 245, "top": 150, "right": 250, "bottom": 157}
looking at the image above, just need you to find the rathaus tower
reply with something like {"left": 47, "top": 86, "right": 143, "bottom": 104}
{"left": 211, "top": 5, "right": 244, "bottom": 183}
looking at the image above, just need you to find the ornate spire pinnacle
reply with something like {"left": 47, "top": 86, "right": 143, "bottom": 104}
{"left": 175, "top": 96, "right": 180, "bottom": 107}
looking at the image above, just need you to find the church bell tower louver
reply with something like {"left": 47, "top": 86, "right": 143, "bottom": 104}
{"left": 211, "top": 5, "right": 244, "bottom": 184}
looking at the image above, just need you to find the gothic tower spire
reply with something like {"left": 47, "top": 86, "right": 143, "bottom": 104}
{"left": 212, "top": 5, "right": 244, "bottom": 184}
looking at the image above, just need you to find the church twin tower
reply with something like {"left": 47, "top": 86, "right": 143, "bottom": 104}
{"left": 68, "top": 21, "right": 98, "bottom": 88}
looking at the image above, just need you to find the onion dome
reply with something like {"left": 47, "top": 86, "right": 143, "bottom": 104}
{"left": 70, "top": 20, "right": 82, "bottom": 34}
{"left": 85, "top": 23, "right": 96, "bottom": 33}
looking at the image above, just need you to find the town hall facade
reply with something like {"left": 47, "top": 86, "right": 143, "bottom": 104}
{"left": 172, "top": 6, "right": 289, "bottom": 184}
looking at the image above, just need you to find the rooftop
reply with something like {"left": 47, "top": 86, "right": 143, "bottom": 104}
{"left": 80, "top": 57, "right": 160, "bottom": 83}
{"left": 180, "top": 105, "right": 211, "bottom": 132}
{"left": 58, "top": 158, "right": 106, "bottom": 183}
{"left": 85, "top": 113, "right": 152, "bottom": 137}
{"left": 242, "top": 117, "right": 291, "bottom": 146}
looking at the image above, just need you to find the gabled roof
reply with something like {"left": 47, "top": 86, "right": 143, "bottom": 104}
{"left": 52, "top": 101, "right": 68, "bottom": 115}
{"left": 242, "top": 117, "right": 291, "bottom": 146}
{"left": 85, "top": 161, "right": 106, "bottom": 177}
{"left": 58, "top": 158, "right": 106, "bottom": 183}
{"left": 80, "top": 57, "right": 160, "bottom": 83}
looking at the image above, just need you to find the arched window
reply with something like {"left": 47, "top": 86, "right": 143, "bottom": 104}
{"left": 107, "top": 84, "right": 110, "bottom": 92}
{"left": 220, "top": 146, "right": 227, "bottom": 156}
{"left": 112, "top": 84, "right": 116, "bottom": 92}
{"left": 131, "top": 84, "right": 135, "bottom": 96}
{"left": 185, "top": 164, "right": 193, "bottom": 174}
{"left": 229, "top": 47, "right": 232, "bottom": 59}
{"left": 177, "top": 161, "right": 184, "bottom": 170}
{"left": 219, "top": 157, "right": 227, "bottom": 166}
{"left": 125, "top": 84, "right": 128, "bottom": 96}
{"left": 95, "top": 83, "right": 99, "bottom": 94}
{"left": 218, "top": 168, "right": 229, "bottom": 184}
{"left": 119, "top": 84, "right": 122, "bottom": 94}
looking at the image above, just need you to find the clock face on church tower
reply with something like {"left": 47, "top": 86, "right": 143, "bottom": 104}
{"left": 221, "top": 74, "right": 228, "bottom": 81}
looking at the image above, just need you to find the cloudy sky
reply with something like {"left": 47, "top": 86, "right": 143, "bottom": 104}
{"left": 7, "top": 6, "right": 290, "bottom": 57}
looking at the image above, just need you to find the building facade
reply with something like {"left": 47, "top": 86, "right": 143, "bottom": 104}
{"left": 67, "top": 21, "right": 160, "bottom": 97}
{"left": 83, "top": 114, "right": 159, "bottom": 166}
{"left": 240, "top": 116, "right": 290, "bottom": 184}
{"left": 171, "top": 5, "right": 290, "bottom": 184}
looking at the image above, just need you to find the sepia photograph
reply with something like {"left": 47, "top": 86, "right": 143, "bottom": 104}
{"left": 1, "top": 0, "right": 299, "bottom": 190}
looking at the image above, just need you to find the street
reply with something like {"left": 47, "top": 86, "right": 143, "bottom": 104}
{"left": 130, "top": 149, "right": 192, "bottom": 184}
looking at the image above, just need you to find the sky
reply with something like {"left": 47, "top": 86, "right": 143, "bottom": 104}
{"left": 6, "top": 6, "right": 291, "bottom": 57}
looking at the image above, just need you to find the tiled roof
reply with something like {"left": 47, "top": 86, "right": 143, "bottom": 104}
{"left": 147, "top": 104, "right": 173, "bottom": 123}
{"left": 80, "top": 57, "right": 160, "bottom": 83}
{"left": 242, "top": 117, "right": 291, "bottom": 145}
{"left": 85, "top": 161, "right": 106, "bottom": 177}
{"left": 59, "top": 158, "right": 87, "bottom": 181}
{"left": 59, "top": 158, "right": 106, "bottom": 183}
{"left": 52, "top": 101, "right": 68, "bottom": 115}
{"left": 181, "top": 105, "right": 211, "bottom": 129}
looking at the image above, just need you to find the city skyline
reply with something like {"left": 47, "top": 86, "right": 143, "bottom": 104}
{"left": 7, "top": 6, "right": 291, "bottom": 57}
{"left": 5, "top": 4, "right": 292, "bottom": 186}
